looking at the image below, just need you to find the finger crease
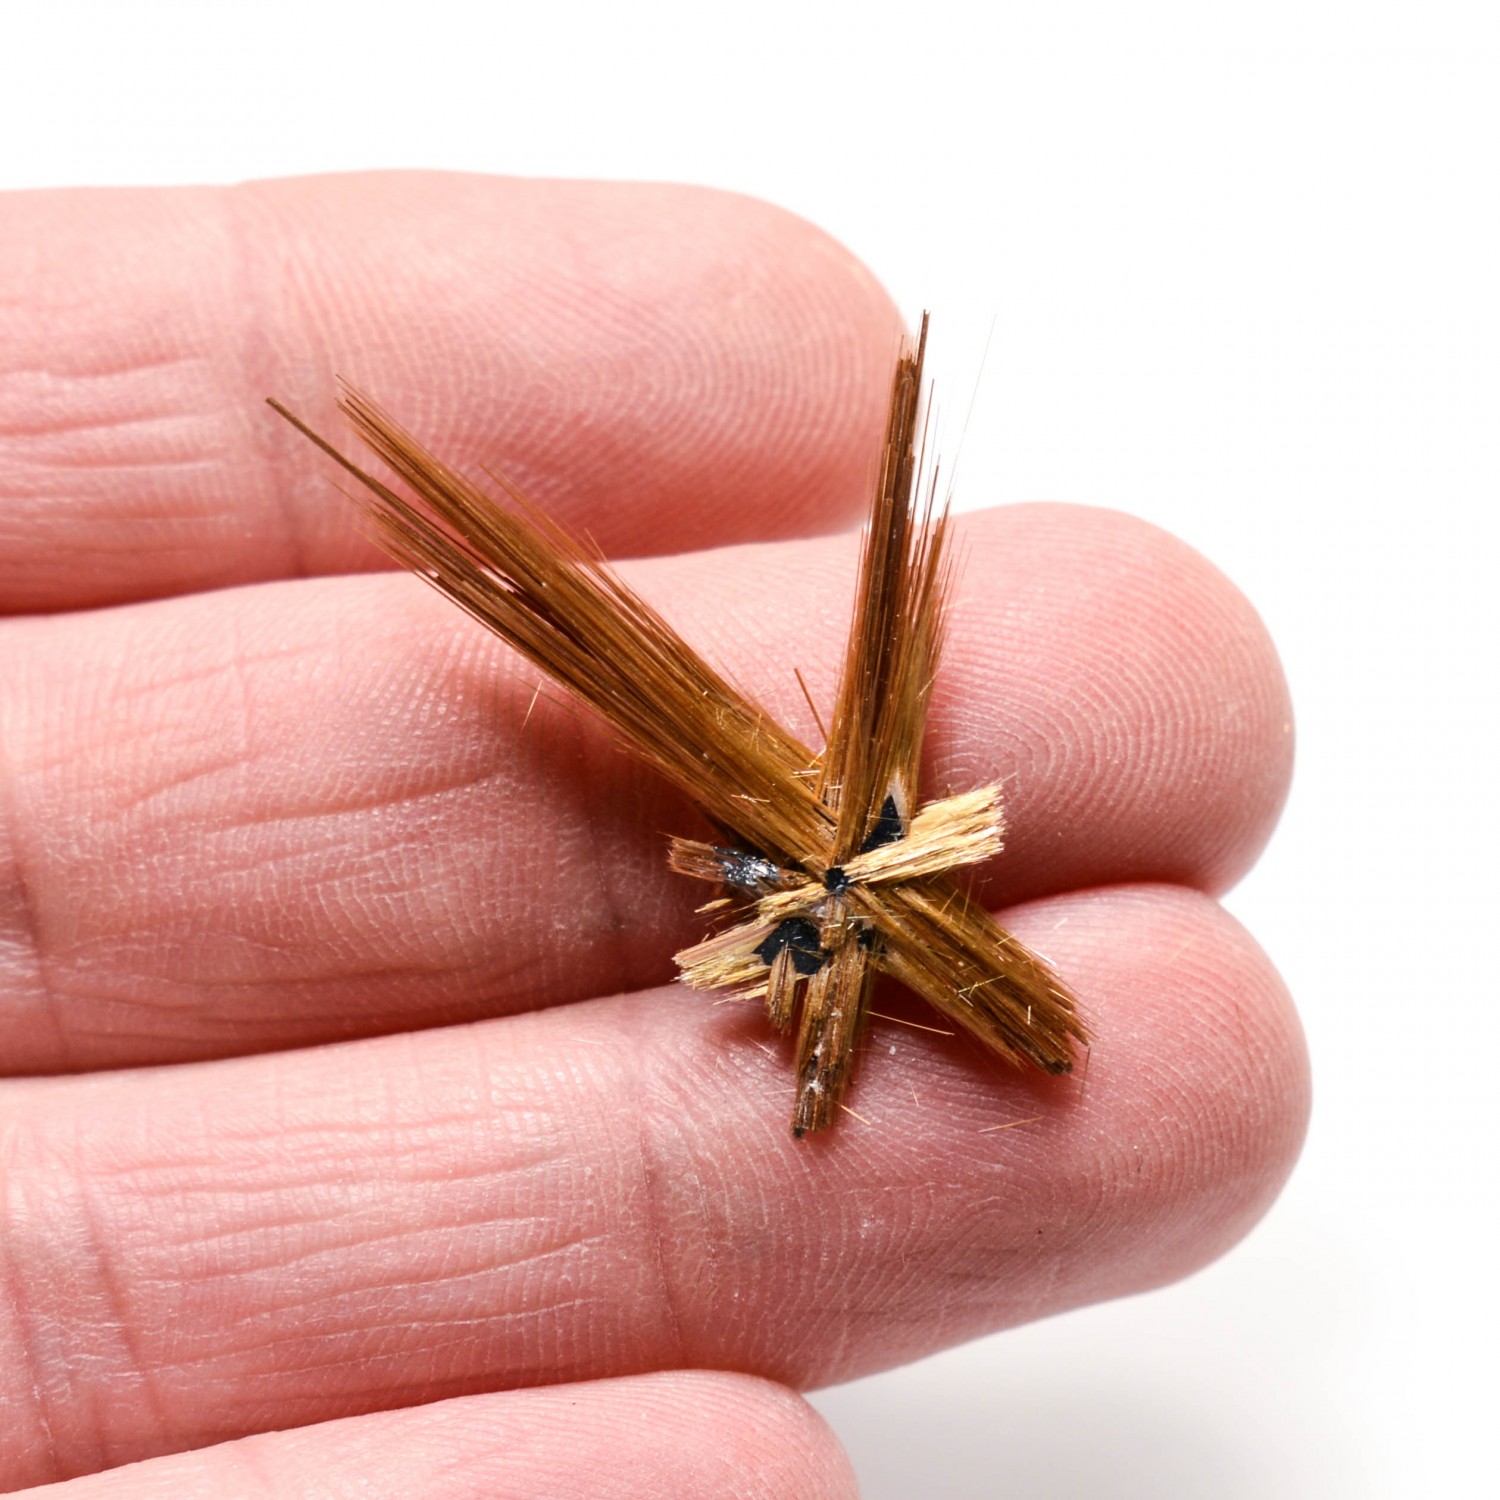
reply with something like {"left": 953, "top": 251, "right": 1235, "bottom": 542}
{"left": 0, "top": 1120, "right": 63, "bottom": 1483}
{"left": 223, "top": 182, "right": 306, "bottom": 580}
{"left": 631, "top": 1013, "right": 689, "bottom": 1369}
{"left": 72, "top": 1152, "right": 175, "bottom": 1463}
{"left": 0, "top": 704, "right": 72, "bottom": 1067}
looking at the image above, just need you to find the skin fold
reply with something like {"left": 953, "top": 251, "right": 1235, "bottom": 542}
{"left": 0, "top": 173, "right": 1309, "bottom": 1495}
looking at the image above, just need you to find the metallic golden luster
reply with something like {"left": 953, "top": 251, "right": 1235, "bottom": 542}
{"left": 269, "top": 315, "right": 1087, "bottom": 1136}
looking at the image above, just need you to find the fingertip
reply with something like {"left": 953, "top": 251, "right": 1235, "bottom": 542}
{"left": 1006, "top": 885, "right": 1311, "bottom": 1293}
{"left": 641, "top": 884, "right": 1309, "bottom": 1381}
{"left": 937, "top": 502, "right": 1295, "bottom": 898}
{"left": 1, "top": 173, "right": 903, "bottom": 610}
{"left": 246, "top": 171, "right": 908, "bottom": 555}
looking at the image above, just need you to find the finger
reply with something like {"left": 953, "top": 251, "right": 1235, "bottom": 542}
{"left": 0, "top": 172, "right": 899, "bottom": 612}
{"left": 0, "top": 885, "right": 1309, "bottom": 1481}
{"left": 8, "top": 1372, "right": 852, "bottom": 1497}
{"left": 0, "top": 503, "right": 1291, "bottom": 1070}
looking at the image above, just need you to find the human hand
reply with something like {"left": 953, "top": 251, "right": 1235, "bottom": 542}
{"left": 0, "top": 173, "right": 1308, "bottom": 1498}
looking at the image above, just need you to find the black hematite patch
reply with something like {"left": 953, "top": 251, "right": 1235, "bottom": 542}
{"left": 754, "top": 916, "right": 826, "bottom": 977}
{"left": 859, "top": 793, "right": 905, "bottom": 853}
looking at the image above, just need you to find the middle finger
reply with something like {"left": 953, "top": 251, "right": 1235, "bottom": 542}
{"left": 0, "top": 504, "right": 1290, "bottom": 1071}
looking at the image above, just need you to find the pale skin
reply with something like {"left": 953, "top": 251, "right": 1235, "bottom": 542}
{"left": 0, "top": 173, "right": 1309, "bottom": 1498}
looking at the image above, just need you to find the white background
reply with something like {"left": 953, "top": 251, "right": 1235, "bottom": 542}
{"left": 4, "top": 3, "right": 1496, "bottom": 1495}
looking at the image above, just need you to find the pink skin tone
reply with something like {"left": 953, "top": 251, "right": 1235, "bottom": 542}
{"left": 0, "top": 174, "right": 1308, "bottom": 1498}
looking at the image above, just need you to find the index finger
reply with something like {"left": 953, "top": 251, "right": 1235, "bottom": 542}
{"left": 0, "top": 172, "right": 900, "bottom": 612}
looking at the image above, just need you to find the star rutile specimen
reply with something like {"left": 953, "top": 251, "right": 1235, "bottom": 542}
{"left": 269, "top": 316, "right": 1087, "bottom": 1136}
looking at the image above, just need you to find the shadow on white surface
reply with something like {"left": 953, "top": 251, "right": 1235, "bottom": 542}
{"left": 809, "top": 1230, "right": 1361, "bottom": 1500}
{"left": 818, "top": 1372, "right": 1277, "bottom": 1499}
